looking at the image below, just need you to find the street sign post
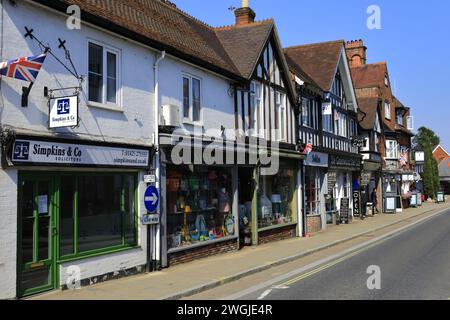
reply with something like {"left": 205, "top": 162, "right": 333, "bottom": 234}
{"left": 144, "top": 185, "right": 159, "bottom": 213}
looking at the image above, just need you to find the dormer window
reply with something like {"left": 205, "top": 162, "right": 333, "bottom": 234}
{"left": 396, "top": 110, "right": 404, "bottom": 126}
{"left": 384, "top": 101, "right": 391, "bottom": 120}
{"left": 384, "top": 74, "right": 389, "bottom": 87}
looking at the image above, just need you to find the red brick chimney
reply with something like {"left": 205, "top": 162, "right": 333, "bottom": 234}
{"left": 345, "top": 39, "right": 367, "bottom": 67}
{"left": 235, "top": 0, "right": 256, "bottom": 26}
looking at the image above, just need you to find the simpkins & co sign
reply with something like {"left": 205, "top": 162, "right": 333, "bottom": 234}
{"left": 9, "top": 137, "right": 150, "bottom": 169}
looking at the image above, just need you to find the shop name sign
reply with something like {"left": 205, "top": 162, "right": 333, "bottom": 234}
{"left": 330, "top": 155, "right": 361, "bottom": 170}
{"left": 305, "top": 152, "right": 329, "bottom": 168}
{"left": 49, "top": 96, "right": 78, "bottom": 128}
{"left": 12, "top": 139, "right": 149, "bottom": 168}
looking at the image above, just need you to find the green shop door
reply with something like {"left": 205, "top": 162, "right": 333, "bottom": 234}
{"left": 18, "top": 175, "right": 57, "bottom": 297}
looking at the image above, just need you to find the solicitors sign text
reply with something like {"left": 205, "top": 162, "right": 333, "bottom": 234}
{"left": 11, "top": 139, "right": 150, "bottom": 168}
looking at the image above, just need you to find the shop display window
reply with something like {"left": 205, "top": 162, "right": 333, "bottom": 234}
{"left": 59, "top": 173, "right": 137, "bottom": 258}
{"left": 167, "top": 165, "right": 235, "bottom": 250}
{"left": 306, "top": 168, "right": 321, "bottom": 216}
{"left": 258, "top": 164, "right": 296, "bottom": 229}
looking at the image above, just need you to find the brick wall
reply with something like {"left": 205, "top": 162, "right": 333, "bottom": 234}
{"left": 306, "top": 215, "right": 322, "bottom": 234}
{"left": 258, "top": 224, "right": 297, "bottom": 245}
{"left": 168, "top": 239, "right": 238, "bottom": 266}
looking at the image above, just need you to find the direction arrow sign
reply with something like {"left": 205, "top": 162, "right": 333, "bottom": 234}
{"left": 144, "top": 185, "right": 159, "bottom": 213}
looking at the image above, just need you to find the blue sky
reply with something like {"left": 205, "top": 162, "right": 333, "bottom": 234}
{"left": 173, "top": 0, "right": 450, "bottom": 149}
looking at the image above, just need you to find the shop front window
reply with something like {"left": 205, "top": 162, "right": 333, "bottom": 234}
{"left": 166, "top": 166, "right": 235, "bottom": 250}
{"left": 305, "top": 168, "right": 321, "bottom": 216}
{"left": 258, "top": 163, "right": 296, "bottom": 228}
{"left": 59, "top": 173, "right": 137, "bottom": 258}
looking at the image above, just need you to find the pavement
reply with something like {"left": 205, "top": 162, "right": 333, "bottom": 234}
{"left": 238, "top": 206, "right": 450, "bottom": 300}
{"left": 32, "top": 201, "right": 450, "bottom": 300}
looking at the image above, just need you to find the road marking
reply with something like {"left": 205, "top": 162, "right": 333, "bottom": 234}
{"left": 223, "top": 206, "right": 450, "bottom": 300}
{"left": 281, "top": 246, "right": 373, "bottom": 287}
{"left": 257, "top": 289, "right": 272, "bottom": 300}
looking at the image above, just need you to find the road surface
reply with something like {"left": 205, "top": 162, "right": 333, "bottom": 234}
{"left": 239, "top": 210, "right": 450, "bottom": 300}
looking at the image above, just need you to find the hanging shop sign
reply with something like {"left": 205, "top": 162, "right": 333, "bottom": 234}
{"left": 49, "top": 95, "right": 79, "bottom": 128}
{"left": 10, "top": 138, "right": 150, "bottom": 169}
{"left": 327, "top": 171, "right": 337, "bottom": 194}
{"left": 329, "top": 155, "right": 361, "bottom": 171}
{"left": 305, "top": 152, "right": 329, "bottom": 168}
{"left": 339, "top": 198, "right": 350, "bottom": 224}
{"left": 361, "top": 171, "right": 372, "bottom": 187}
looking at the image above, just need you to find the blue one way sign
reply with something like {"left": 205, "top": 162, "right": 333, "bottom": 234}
{"left": 144, "top": 185, "right": 159, "bottom": 213}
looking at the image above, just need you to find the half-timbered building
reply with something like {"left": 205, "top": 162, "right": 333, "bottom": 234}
{"left": 285, "top": 40, "right": 362, "bottom": 233}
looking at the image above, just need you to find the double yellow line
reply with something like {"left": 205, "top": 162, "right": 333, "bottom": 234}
{"left": 281, "top": 244, "right": 377, "bottom": 287}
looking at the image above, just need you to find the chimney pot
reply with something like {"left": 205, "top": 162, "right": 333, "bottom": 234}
{"left": 345, "top": 39, "right": 367, "bottom": 67}
{"left": 235, "top": 3, "right": 256, "bottom": 26}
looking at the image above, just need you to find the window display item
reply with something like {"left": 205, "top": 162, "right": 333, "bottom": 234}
{"left": 260, "top": 195, "right": 272, "bottom": 218}
{"left": 225, "top": 213, "right": 235, "bottom": 236}
{"left": 218, "top": 188, "right": 231, "bottom": 213}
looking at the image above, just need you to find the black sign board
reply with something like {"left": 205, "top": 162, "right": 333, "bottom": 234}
{"left": 353, "top": 191, "right": 361, "bottom": 217}
{"left": 340, "top": 198, "right": 350, "bottom": 224}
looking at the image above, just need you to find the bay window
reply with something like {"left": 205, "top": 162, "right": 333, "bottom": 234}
{"left": 384, "top": 101, "right": 391, "bottom": 120}
{"left": 386, "top": 140, "right": 399, "bottom": 159}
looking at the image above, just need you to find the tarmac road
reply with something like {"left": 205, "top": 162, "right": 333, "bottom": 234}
{"left": 239, "top": 209, "right": 450, "bottom": 300}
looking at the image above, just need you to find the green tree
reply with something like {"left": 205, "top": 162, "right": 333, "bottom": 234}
{"left": 413, "top": 127, "right": 441, "bottom": 199}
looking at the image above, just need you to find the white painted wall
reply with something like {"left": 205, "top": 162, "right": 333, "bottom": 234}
{"left": 159, "top": 57, "right": 236, "bottom": 141}
{"left": 0, "top": 166, "right": 18, "bottom": 300}
{"left": 1, "top": 0, "right": 155, "bottom": 145}
{"left": 1, "top": 1, "right": 155, "bottom": 298}
{"left": 0, "top": 0, "right": 242, "bottom": 298}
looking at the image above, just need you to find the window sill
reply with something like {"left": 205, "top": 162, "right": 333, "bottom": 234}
{"left": 258, "top": 222, "right": 297, "bottom": 233}
{"left": 182, "top": 119, "right": 204, "bottom": 127}
{"left": 88, "top": 101, "right": 123, "bottom": 113}
{"left": 167, "top": 235, "right": 238, "bottom": 254}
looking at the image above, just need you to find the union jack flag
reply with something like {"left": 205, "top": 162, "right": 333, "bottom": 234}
{"left": 0, "top": 52, "right": 47, "bottom": 83}
{"left": 303, "top": 143, "right": 313, "bottom": 155}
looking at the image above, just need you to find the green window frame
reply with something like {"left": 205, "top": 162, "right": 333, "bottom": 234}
{"left": 57, "top": 173, "right": 139, "bottom": 262}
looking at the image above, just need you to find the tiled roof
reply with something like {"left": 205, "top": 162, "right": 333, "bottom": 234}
{"left": 357, "top": 97, "right": 379, "bottom": 130}
{"left": 438, "top": 158, "right": 450, "bottom": 178}
{"left": 215, "top": 20, "right": 274, "bottom": 79}
{"left": 36, "top": 0, "right": 277, "bottom": 81}
{"left": 284, "top": 40, "right": 344, "bottom": 91}
{"left": 351, "top": 62, "right": 387, "bottom": 89}
{"left": 284, "top": 53, "right": 320, "bottom": 89}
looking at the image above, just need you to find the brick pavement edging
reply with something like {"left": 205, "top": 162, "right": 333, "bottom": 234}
{"left": 160, "top": 204, "right": 450, "bottom": 300}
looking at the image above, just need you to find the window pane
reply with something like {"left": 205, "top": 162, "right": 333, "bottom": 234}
{"left": 22, "top": 219, "right": 34, "bottom": 264}
{"left": 166, "top": 166, "right": 235, "bottom": 250}
{"left": 89, "top": 43, "right": 103, "bottom": 103}
{"left": 60, "top": 176, "right": 75, "bottom": 256}
{"left": 78, "top": 175, "right": 123, "bottom": 252}
{"left": 183, "top": 77, "right": 190, "bottom": 119}
{"left": 107, "top": 52, "right": 117, "bottom": 103}
{"left": 89, "top": 43, "right": 103, "bottom": 74}
{"left": 192, "top": 78, "right": 201, "bottom": 121}
{"left": 89, "top": 73, "right": 103, "bottom": 103}
{"left": 124, "top": 175, "right": 136, "bottom": 245}
{"left": 38, "top": 216, "right": 50, "bottom": 261}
